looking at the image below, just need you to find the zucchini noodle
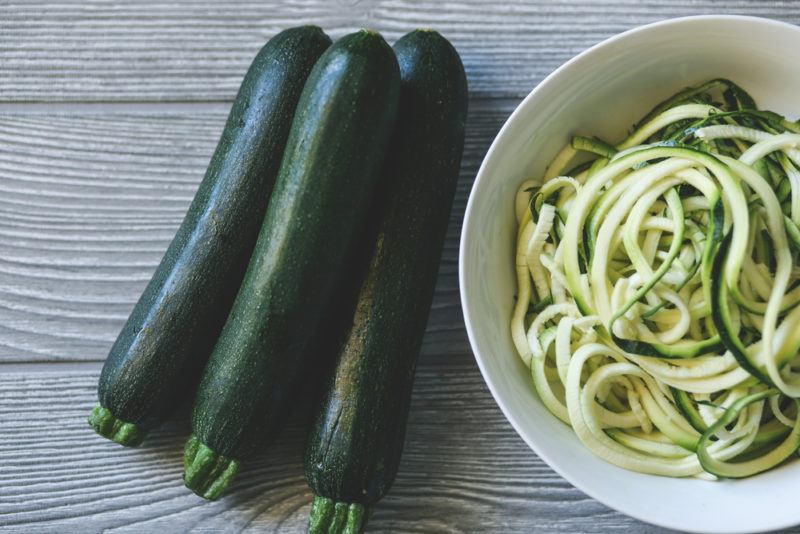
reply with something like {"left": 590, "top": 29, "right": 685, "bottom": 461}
{"left": 511, "top": 79, "right": 800, "bottom": 478}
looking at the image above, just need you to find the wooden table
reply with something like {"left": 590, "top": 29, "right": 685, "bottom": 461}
{"left": 2, "top": 2, "right": 798, "bottom": 532}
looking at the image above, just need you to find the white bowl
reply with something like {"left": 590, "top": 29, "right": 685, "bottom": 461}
{"left": 460, "top": 15, "right": 800, "bottom": 534}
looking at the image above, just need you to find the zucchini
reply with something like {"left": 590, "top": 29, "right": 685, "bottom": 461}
{"left": 572, "top": 135, "right": 616, "bottom": 159}
{"left": 183, "top": 29, "right": 401, "bottom": 500}
{"left": 697, "top": 390, "right": 800, "bottom": 478}
{"left": 670, "top": 387, "right": 708, "bottom": 434}
{"left": 303, "top": 29, "right": 467, "bottom": 533}
{"left": 88, "top": 26, "right": 331, "bottom": 446}
{"left": 511, "top": 79, "right": 800, "bottom": 479}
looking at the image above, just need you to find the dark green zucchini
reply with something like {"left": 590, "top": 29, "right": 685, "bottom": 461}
{"left": 303, "top": 29, "right": 468, "bottom": 533}
{"left": 88, "top": 26, "right": 332, "bottom": 447}
{"left": 183, "top": 30, "right": 401, "bottom": 500}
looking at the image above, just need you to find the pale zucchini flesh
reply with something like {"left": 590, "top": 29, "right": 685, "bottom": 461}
{"left": 511, "top": 79, "right": 800, "bottom": 478}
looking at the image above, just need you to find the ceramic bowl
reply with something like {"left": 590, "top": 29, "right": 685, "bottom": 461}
{"left": 459, "top": 15, "right": 800, "bottom": 534}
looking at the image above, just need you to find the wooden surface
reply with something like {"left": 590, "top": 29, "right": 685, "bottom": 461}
{"left": 1, "top": 2, "right": 798, "bottom": 533}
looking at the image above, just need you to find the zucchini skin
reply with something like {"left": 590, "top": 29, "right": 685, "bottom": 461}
{"left": 184, "top": 30, "right": 401, "bottom": 499}
{"left": 303, "top": 29, "right": 468, "bottom": 531}
{"left": 90, "top": 26, "right": 332, "bottom": 446}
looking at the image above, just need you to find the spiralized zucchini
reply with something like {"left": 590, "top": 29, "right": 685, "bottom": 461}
{"left": 512, "top": 79, "right": 800, "bottom": 478}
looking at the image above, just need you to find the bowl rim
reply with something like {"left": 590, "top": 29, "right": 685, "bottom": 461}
{"left": 459, "top": 14, "right": 800, "bottom": 534}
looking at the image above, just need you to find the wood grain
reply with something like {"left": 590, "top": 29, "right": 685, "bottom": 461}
{"left": 4, "top": 2, "right": 800, "bottom": 532}
{"left": 0, "top": 98, "right": 509, "bottom": 362}
{"left": 1, "top": 1, "right": 798, "bottom": 102}
{"left": 0, "top": 363, "right": 681, "bottom": 534}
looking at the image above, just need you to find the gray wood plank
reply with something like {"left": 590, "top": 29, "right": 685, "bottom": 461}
{"left": 4, "top": 3, "right": 799, "bottom": 532}
{"left": 1, "top": 1, "right": 798, "bottom": 102}
{"left": 0, "top": 362, "right": 683, "bottom": 534}
{"left": 0, "top": 97, "right": 508, "bottom": 362}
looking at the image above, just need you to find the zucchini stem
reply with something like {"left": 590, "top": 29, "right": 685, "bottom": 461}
{"left": 183, "top": 435, "right": 240, "bottom": 500}
{"left": 88, "top": 405, "right": 145, "bottom": 447}
{"left": 309, "top": 495, "right": 369, "bottom": 534}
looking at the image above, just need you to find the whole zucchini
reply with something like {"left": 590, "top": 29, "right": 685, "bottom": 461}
{"left": 303, "top": 30, "right": 468, "bottom": 533}
{"left": 183, "top": 30, "right": 401, "bottom": 500}
{"left": 88, "top": 26, "right": 332, "bottom": 446}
